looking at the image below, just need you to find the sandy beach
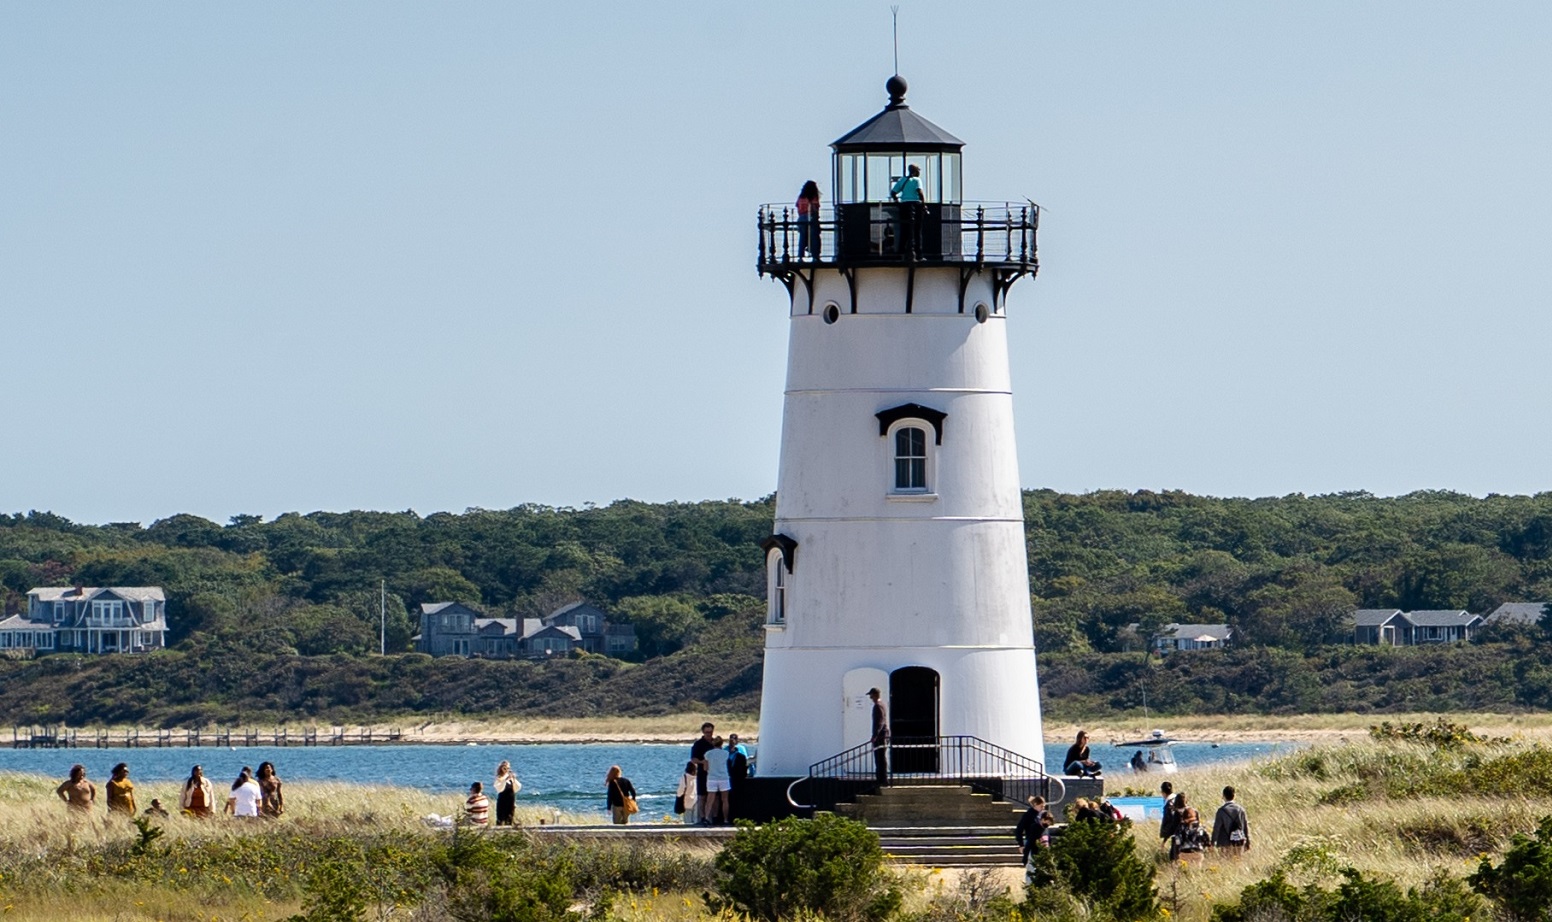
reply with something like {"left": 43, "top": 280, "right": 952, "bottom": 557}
{"left": 265, "top": 711, "right": 1552, "bottom": 747}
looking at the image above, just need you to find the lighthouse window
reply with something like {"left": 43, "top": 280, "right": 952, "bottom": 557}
{"left": 766, "top": 550, "right": 788, "bottom": 625}
{"left": 894, "top": 427, "right": 928, "bottom": 491}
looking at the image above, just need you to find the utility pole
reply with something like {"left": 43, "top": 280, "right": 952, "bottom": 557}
{"left": 380, "top": 579, "right": 386, "bottom": 656}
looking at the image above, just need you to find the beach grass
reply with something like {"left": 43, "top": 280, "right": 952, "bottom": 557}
{"left": 5, "top": 732, "right": 1552, "bottom": 921}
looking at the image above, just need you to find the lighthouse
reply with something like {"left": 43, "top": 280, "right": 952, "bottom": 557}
{"left": 752, "top": 76, "right": 1047, "bottom": 802}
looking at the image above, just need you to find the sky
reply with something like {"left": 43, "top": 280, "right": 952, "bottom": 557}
{"left": 4, "top": 2, "right": 1551, "bottom": 526}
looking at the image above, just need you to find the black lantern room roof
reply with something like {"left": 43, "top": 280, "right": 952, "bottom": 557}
{"left": 831, "top": 75, "right": 963, "bottom": 153}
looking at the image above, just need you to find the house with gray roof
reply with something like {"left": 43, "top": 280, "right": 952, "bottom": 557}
{"left": 1352, "top": 609, "right": 1407, "bottom": 645}
{"left": 416, "top": 600, "right": 632, "bottom": 659}
{"left": 1484, "top": 602, "right": 1550, "bottom": 626}
{"left": 1404, "top": 610, "right": 1482, "bottom": 644}
{"left": 12, "top": 587, "right": 168, "bottom": 654}
{"left": 1349, "top": 608, "right": 1481, "bottom": 645}
{"left": 1152, "top": 623, "right": 1233, "bottom": 653}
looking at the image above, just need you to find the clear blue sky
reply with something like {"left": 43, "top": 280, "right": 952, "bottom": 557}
{"left": 5, "top": 2, "right": 1550, "bottom": 525}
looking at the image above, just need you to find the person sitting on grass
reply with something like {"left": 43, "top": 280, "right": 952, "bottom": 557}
{"left": 464, "top": 781, "right": 490, "bottom": 827}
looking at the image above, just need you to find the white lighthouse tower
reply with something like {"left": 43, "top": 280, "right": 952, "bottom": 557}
{"left": 753, "top": 76, "right": 1047, "bottom": 799}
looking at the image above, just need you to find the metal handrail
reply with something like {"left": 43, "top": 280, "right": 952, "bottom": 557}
{"left": 797, "top": 735, "right": 1055, "bottom": 815}
{"left": 756, "top": 201, "right": 1039, "bottom": 271}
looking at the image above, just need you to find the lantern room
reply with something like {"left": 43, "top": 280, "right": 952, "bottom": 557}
{"left": 831, "top": 74, "right": 963, "bottom": 261}
{"left": 756, "top": 75, "right": 1038, "bottom": 273}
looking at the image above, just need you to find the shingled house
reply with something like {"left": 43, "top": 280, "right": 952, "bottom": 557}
{"left": 0, "top": 587, "right": 170, "bottom": 655}
{"left": 415, "top": 600, "right": 636, "bottom": 659}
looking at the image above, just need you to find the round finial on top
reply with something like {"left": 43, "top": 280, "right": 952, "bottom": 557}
{"left": 886, "top": 74, "right": 908, "bottom": 107}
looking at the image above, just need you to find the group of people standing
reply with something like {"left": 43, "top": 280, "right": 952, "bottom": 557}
{"left": 682, "top": 721, "right": 749, "bottom": 825}
{"left": 1013, "top": 780, "right": 1252, "bottom": 867}
{"left": 55, "top": 761, "right": 284, "bottom": 820}
{"left": 1157, "top": 780, "right": 1251, "bottom": 859}
{"left": 789, "top": 164, "right": 928, "bottom": 262}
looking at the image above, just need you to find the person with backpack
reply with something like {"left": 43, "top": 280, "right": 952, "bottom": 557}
{"left": 1212, "top": 786, "right": 1251, "bottom": 852}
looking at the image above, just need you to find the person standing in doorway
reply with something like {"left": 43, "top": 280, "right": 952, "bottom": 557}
{"left": 1212, "top": 785, "right": 1251, "bottom": 853}
{"left": 690, "top": 721, "right": 717, "bottom": 824}
{"left": 868, "top": 687, "right": 890, "bottom": 786}
{"left": 889, "top": 164, "right": 925, "bottom": 259}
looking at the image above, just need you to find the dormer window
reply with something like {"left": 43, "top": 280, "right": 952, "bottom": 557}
{"left": 877, "top": 403, "right": 945, "bottom": 498}
{"left": 760, "top": 534, "right": 798, "bottom": 626}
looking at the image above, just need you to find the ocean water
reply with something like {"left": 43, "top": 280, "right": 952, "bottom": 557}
{"left": 0, "top": 738, "right": 1298, "bottom": 822}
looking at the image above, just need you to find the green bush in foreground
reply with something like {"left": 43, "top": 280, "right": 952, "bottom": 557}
{"left": 1027, "top": 818, "right": 1157, "bottom": 922}
{"left": 1212, "top": 868, "right": 1484, "bottom": 922}
{"left": 1470, "top": 815, "right": 1552, "bottom": 922}
{"left": 709, "top": 814, "right": 903, "bottom": 922}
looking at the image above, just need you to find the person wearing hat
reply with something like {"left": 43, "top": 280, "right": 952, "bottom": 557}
{"left": 867, "top": 687, "right": 890, "bottom": 785}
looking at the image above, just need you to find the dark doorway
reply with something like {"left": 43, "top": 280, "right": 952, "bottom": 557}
{"left": 889, "top": 666, "right": 940, "bottom": 773}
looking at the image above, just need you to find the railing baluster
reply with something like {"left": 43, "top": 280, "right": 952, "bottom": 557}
{"left": 975, "top": 205, "right": 985, "bottom": 263}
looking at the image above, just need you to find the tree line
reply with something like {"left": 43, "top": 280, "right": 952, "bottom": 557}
{"left": 3, "top": 489, "right": 1550, "bottom": 660}
{"left": 2, "top": 490, "right": 1552, "bottom": 725}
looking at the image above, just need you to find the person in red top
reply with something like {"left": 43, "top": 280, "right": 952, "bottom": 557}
{"left": 796, "top": 180, "right": 821, "bottom": 260}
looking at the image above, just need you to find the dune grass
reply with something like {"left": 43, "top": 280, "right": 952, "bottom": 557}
{"left": 5, "top": 731, "right": 1552, "bottom": 921}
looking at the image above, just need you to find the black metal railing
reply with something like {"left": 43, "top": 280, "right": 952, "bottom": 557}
{"left": 756, "top": 201, "right": 1039, "bottom": 272}
{"left": 787, "top": 735, "right": 1053, "bottom": 813}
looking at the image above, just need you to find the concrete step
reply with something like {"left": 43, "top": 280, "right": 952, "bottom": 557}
{"left": 838, "top": 787, "right": 1025, "bottom": 827}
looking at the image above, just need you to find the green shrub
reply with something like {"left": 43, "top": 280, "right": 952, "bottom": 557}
{"left": 1369, "top": 718, "right": 1510, "bottom": 749}
{"left": 709, "top": 814, "right": 903, "bottom": 922}
{"left": 1469, "top": 815, "right": 1552, "bottom": 921}
{"left": 1027, "top": 819, "right": 1157, "bottom": 922}
{"left": 1210, "top": 870, "right": 1303, "bottom": 922}
{"left": 438, "top": 828, "right": 582, "bottom": 922}
{"left": 1214, "top": 867, "right": 1483, "bottom": 922}
{"left": 288, "top": 858, "right": 369, "bottom": 922}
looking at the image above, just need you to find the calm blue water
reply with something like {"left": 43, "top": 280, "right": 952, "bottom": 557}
{"left": 0, "top": 739, "right": 1296, "bottom": 822}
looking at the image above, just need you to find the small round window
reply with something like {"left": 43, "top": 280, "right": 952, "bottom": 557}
{"left": 823, "top": 303, "right": 840, "bottom": 325}
{"left": 974, "top": 302, "right": 990, "bottom": 323}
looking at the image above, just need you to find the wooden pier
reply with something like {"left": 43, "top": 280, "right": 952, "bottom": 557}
{"left": 11, "top": 725, "right": 406, "bottom": 749}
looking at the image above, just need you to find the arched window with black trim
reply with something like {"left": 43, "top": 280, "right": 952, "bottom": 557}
{"left": 894, "top": 426, "right": 928, "bottom": 491}
{"left": 760, "top": 534, "right": 797, "bottom": 625}
{"left": 877, "top": 403, "right": 945, "bottom": 498}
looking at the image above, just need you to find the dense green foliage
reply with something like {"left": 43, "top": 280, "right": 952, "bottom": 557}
{"left": 710, "top": 814, "right": 904, "bottom": 922}
{"left": 1028, "top": 818, "right": 1158, "bottom": 922}
{"left": 1211, "top": 868, "right": 1485, "bottom": 922}
{"left": 1470, "top": 816, "right": 1552, "bottom": 921}
{"left": 2, "top": 489, "right": 1552, "bottom": 722}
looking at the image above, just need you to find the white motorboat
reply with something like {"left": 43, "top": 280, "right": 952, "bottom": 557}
{"left": 1115, "top": 729, "right": 1178, "bottom": 774}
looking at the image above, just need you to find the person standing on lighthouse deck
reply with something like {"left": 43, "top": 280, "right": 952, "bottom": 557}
{"left": 868, "top": 688, "right": 890, "bottom": 785}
